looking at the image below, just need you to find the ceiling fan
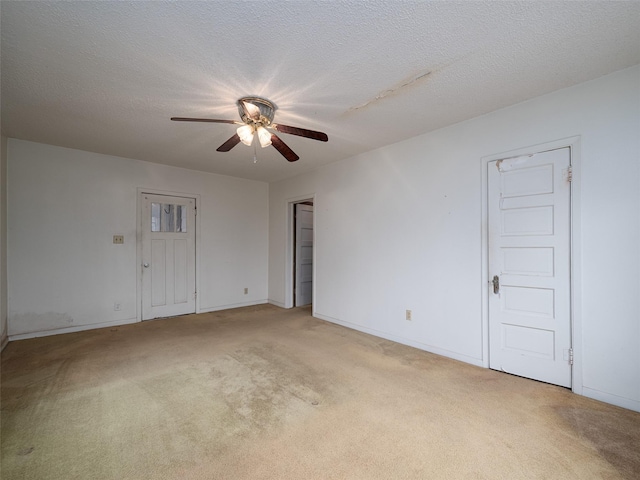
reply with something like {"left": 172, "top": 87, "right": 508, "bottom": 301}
{"left": 171, "top": 97, "right": 328, "bottom": 162}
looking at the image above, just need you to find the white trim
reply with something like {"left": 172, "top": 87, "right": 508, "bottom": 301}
{"left": 284, "top": 194, "right": 316, "bottom": 309}
{"left": 8, "top": 316, "right": 139, "bottom": 341}
{"left": 136, "top": 188, "right": 201, "bottom": 321}
{"left": 315, "top": 312, "right": 485, "bottom": 367}
{"left": 199, "top": 299, "right": 269, "bottom": 313}
{"left": 582, "top": 387, "right": 640, "bottom": 413}
{"left": 480, "top": 136, "right": 582, "bottom": 392}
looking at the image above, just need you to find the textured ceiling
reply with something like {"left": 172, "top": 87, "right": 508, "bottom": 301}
{"left": 2, "top": 1, "right": 639, "bottom": 183}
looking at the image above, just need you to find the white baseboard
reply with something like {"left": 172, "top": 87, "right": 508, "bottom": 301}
{"left": 313, "top": 311, "right": 485, "bottom": 367}
{"left": 268, "top": 299, "right": 286, "bottom": 308}
{"left": 9, "top": 317, "right": 139, "bottom": 341}
{"left": 7, "top": 301, "right": 272, "bottom": 342}
{"left": 198, "top": 299, "right": 269, "bottom": 314}
{"left": 313, "top": 313, "right": 640, "bottom": 413}
{"left": 582, "top": 386, "right": 640, "bottom": 413}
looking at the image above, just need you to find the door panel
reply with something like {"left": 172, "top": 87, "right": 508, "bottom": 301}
{"left": 173, "top": 239, "right": 188, "bottom": 304}
{"left": 488, "top": 148, "right": 571, "bottom": 387}
{"left": 501, "top": 206, "right": 554, "bottom": 235}
{"left": 151, "top": 239, "right": 166, "bottom": 306}
{"left": 502, "top": 247, "right": 554, "bottom": 276}
{"left": 501, "top": 164, "right": 554, "bottom": 197}
{"left": 142, "top": 194, "right": 196, "bottom": 320}
{"left": 502, "top": 324, "right": 555, "bottom": 359}
{"left": 502, "top": 286, "right": 554, "bottom": 317}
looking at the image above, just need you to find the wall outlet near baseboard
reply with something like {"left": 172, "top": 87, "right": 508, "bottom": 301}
{"left": 244, "top": 288, "right": 248, "bottom": 295}
{"left": 406, "top": 309, "right": 412, "bottom": 321}
{"left": 114, "top": 302, "right": 122, "bottom": 311}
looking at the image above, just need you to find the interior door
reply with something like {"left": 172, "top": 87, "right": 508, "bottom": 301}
{"left": 488, "top": 148, "right": 572, "bottom": 387}
{"left": 141, "top": 193, "right": 196, "bottom": 320}
{"left": 295, "top": 203, "right": 313, "bottom": 307}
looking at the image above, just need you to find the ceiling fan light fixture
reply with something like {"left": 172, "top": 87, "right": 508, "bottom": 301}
{"left": 237, "top": 124, "right": 254, "bottom": 146}
{"left": 172, "top": 96, "right": 327, "bottom": 162}
{"left": 238, "top": 97, "right": 276, "bottom": 124}
{"left": 257, "top": 126, "right": 272, "bottom": 148}
{"left": 242, "top": 101, "right": 261, "bottom": 120}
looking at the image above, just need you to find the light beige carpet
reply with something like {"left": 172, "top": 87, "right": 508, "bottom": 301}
{"left": 1, "top": 304, "right": 639, "bottom": 479}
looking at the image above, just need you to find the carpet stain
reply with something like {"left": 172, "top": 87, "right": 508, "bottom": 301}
{"left": 17, "top": 446, "right": 34, "bottom": 456}
{"left": 556, "top": 406, "right": 640, "bottom": 480}
{"left": 209, "top": 345, "right": 329, "bottom": 433}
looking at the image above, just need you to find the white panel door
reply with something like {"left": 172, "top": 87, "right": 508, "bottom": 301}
{"left": 141, "top": 194, "right": 196, "bottom": 320}
{"left": 295, "top": 204, "right": 313, "bottom": 307}
{"left": 488, "top": 148, "right": 572, "bottom": 387}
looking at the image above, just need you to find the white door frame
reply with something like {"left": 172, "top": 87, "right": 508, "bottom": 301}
{"left": 136, "top": 187, "right": 201, "bottom": 322}
{"left": 481, "top": 136, "right": 583, "bottom": 394}
{"left": 284, "top": 194, "right": 316, "bottom": 309}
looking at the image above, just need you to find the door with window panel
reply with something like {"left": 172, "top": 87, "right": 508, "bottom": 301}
{"left": 141, "top": 194, "right": 196, "bottom": 320}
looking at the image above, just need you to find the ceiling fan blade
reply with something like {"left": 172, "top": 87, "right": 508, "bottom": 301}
{"left": 216, "top": 134, "right": 241, "bottom": 152}
{"left": 271, "top": 134, "right": 300, "bottom": 162}
{"left": 273, "top": 124, "right": 328, "bottom": 142}
{"left": 171, "top": 117, "right": 240, "bottom": 124}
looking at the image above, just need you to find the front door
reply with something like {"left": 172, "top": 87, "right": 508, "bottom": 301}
{"left": 488, "top": 147, "right": 572, "bottom": 387}
{"left": 141, "top": 193, "right": 196, "bottom": 320}
{"left": 294, "top": 203, "right": 313, "bottom": 307}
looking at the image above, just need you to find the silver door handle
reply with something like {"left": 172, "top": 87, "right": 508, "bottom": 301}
{"left": 143, "top": 263, "right": 150, "bottom": 268}
{"left": 492, "top": 275, "right": 500, "bottom": 294}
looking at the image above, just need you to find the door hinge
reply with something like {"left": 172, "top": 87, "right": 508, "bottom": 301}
{"left": 565, "top": 166, "right": 573, "bottom": 183}
{"left": 194, "top": 291, "right": 197, "bottom": 299}
{"left": 568, "top": 348, "right": 574, "bottom": 365}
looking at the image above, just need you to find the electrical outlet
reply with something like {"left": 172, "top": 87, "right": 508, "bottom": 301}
{"left": 244, "top": 288, "right": 249, "bottom": 295}
{"left": 114, "top": 303, "right": 122, "bottom": 311}
{"left": 113, "top": 235, "right": 124, "bottom": 244}
{"left": 405, "top": 310, "right": 412, "bottom": 321}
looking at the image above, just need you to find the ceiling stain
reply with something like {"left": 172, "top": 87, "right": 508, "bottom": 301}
{"left": 346, "top": 69, "right": 432, "bottom": 113}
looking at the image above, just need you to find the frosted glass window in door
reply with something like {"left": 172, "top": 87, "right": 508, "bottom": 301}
{"left": 151, "top": 203, "right": 187, "bottom": 233}
{"left": 176, "top": 205, "right": 187, "bottom": 232}
{"left": 151, "top": 203, "right": 161, "bottom": 232}
{"left": 161, "top": 204, "right": 175, "bottom": 232}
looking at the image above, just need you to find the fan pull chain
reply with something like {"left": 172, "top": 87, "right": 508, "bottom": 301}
{"left": 253, "top": 141, "right": 258, "bottom": 164}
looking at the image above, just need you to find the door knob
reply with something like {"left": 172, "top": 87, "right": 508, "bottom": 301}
{"left": 143, "top": 263, "right": 150, "bottom": 268}
{"left": 492, "top": 275, "right": 500, "bottom": 294}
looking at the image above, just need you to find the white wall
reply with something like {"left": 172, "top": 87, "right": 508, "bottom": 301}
{"left": 269, "top": 65, "right": 640, "bottom": 412}
{"left": 8, "top": 140, "right": 269, "bottom": 337}
{"left": 1, "top": 135, "right": 8, "bottom": 350}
